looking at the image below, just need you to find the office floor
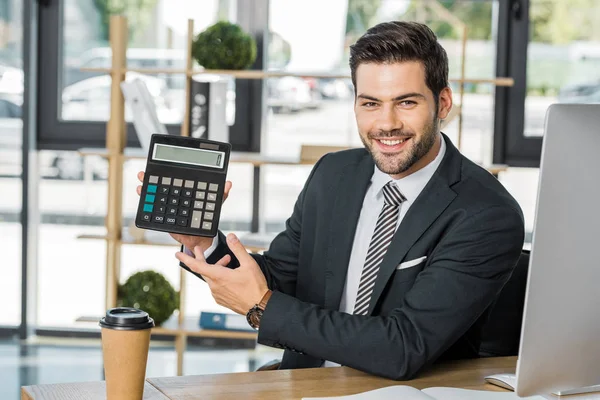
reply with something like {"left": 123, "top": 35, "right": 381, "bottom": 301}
{"left": 0, "top": 337, "right": 283, "bottom": 400}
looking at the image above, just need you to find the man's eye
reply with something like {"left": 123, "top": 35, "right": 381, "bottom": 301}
{"left": 399, "top": 100, "right": 416, "bottom": 106}
{"left": 362, "top": 102, "right": 377, "bottom": 107}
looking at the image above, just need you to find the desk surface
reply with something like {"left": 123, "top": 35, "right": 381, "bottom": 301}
{"left": 21, "top": 356, "right": 515, "bottom": 400}
{"left": 21, "top": 381, "right": 168, "bottom": 400}
{"left": 147, "top": 356, "right": 516, "bottom": 400}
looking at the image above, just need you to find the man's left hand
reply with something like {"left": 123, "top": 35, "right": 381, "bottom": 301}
{"left": 175, "top": 233, "right": 269, "bottom": 315}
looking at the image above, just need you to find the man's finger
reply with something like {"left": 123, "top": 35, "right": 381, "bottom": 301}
{"left": 175, "top": 251, "right": 216, "bottom": 279}
{"left": 215, "top": 254, "right": 231, "bottom": 267}
{"left": 222, "top": 181, "right": 232, "bottom": 202}
{"left": 136, "top": 185, "right": 141, "bottom": 196}
{"left": 225, "top": 233, "right": 254, "bottom": 264}
{"left": 137, "top": 171, "right": 144, "bottom": 183}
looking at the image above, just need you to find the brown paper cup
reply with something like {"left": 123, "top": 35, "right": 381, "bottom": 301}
{"left": 99, "top": 308, "right": 155, "bottom": 400}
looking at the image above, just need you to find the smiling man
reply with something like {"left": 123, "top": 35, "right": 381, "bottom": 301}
{"left": 172, "top": 21, "right": 525, "bottom": 380}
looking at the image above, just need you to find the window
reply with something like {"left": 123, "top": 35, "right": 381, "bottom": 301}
{"left": 262, "top": 0, "right": 501, "bottom": 232}
{"left": 0, "top": 0, "right": 23, "bottom": 327}
{"left": 37, "top": 0, "right": 258, "bottom": 151}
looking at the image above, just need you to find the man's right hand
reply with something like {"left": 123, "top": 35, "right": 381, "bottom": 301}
{"left": 136, "top": 171, "right": 232, "bottom": 255}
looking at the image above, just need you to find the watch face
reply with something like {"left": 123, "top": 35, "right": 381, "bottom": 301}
{"left": 246, "top": 307, "right": 263, "bottom": 329}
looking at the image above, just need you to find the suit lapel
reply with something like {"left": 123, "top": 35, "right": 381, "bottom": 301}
{"left": 367, "top": 134, "right": 462, "bottom": 314}
{"left": 324, "top": 154, "right": 374, "bottom": 310}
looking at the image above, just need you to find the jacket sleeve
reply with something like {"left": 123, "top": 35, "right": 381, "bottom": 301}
{"left": 256, "top": 205, "right": 525, "bottom": 380}
{"left": 196, "top": 154, "right": 328, "bottom": 296}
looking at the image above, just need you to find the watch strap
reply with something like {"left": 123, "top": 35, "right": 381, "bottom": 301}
{"left": 258, "top": 290, "right": 273, "bottom": 310}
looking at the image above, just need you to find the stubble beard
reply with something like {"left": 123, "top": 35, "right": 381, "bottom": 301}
{"left": 361, "top": 117, "right": 439, "bottom": 176}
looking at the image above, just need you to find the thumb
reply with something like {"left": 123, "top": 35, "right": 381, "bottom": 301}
{"left": 226, "top": 233, "right": 253, "bottom": 264}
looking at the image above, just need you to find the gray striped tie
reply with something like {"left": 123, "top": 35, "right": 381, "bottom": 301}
{"left": 353, "top": 181, "right": 406, "bottom": 315}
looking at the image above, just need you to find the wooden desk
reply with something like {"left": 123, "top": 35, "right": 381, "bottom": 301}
{"left": 21, "top": 356, "right": 515, "bottom": 400}
{"left": 21, "top": 381, "right": 168, "bottom": 400}
{"left": 147, "top": 356, "right": 515, "bottom": 399}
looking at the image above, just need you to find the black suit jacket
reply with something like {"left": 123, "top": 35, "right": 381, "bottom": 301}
{"left": 201, "top": 133, "right": 525, "bottom": 380}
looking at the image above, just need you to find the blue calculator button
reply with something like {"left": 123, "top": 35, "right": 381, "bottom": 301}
{"left": 143, "top": 204, "right": 154, "bottom": 212}
{"left": 147, "top": 185, "right": 157, "bottom": 194}
{"left": 145, "top": 194, "right": 155, "bottom": 203}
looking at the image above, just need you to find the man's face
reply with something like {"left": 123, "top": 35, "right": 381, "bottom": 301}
{"left": 354, "top": 61, "right": 452, "bottom": 178}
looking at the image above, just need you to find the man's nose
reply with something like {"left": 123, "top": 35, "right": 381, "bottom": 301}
{"left": 375, "top": 105, "right": 403, "bottom": 133}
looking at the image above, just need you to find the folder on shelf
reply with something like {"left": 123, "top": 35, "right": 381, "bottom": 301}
{"left": 199, "top": 311, "right": 255, "bottom": 332}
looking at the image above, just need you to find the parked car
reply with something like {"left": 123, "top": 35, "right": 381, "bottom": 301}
{"left": 557, "top": 80, "right": 600, "bottom": 104}
{"left": 267, "top": 76, "right": 321, "bottom": 113}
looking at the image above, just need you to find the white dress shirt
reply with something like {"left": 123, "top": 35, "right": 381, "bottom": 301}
{"left": 323, "top": 136, "right": 446, "bottom": 367}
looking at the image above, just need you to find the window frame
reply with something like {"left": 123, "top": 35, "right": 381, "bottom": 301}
{"left": 493, "top": 0, "right": 542, "bottom": 168}
{"left": 37, "top": 0, "right": 263, "bottom": 152}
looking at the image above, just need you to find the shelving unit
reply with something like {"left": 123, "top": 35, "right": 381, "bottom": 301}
{"left": 79, "top": 15, "right": 513, "bottom": 376}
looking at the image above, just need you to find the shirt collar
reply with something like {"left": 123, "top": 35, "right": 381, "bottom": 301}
{"left": 371, "top": 134, "right": 447, "bottom": 202}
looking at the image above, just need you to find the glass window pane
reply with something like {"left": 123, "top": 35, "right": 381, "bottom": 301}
{"left": 0, "top": 0, "right": 23, "bottom": 327}
{"left": 60, "top": 0, "right": 232, "bottom": 125}
{"left": 525, "top": 0, "right": 600, "bottom": 137}
{"left": 264, "top": 0, "right": 499, "bottom": 232}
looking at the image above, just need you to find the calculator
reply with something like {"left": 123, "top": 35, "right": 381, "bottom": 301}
{"left": 135, "top": 134, "right": 231, "bottom": 237}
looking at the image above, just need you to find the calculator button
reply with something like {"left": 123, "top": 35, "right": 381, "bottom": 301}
{"left": 185, "top": 180, "right": 195, "bottom": 188}
{"left": 202, "top": 221, "right": 212, "bottom": 230}
{"left": 191, "top": 211, "right": 202, "bottom": 228}
{"left": 197, "top": 182, "right": 207, "bottom": 190}
{"left": 173, "top": 179, "right": 183, "bottom": 187}
{"left": 180, "top": 209, "right": 190, "bottom": 217}
{"left": 205, "top": 202, "right": 216, "bottom": 211}
{"left": 153, "top": 215, "right": 165, "bottom": 223}
{"left": 169, "top": 197, "right": 179, "bottom": 206}
{"left": 195, "top": 191, "right": 206, "bottom": 200}
{"left": 194, "top": 201, "right": 204, "bottom": 209}
{"left": 161, "top": 177, "right": 172, "bottom": 185}
{"left": 145, "top": 194, "right": 155, "bottom": 203}
{"left": 158, "top": 196, "right": 168, "bottom": 204}
{"left": 167, "top": 207, "right": 177, "bottom": 215}
{"left": 157, "top": 206, "right": 166, "bottom": 214}
{"left": 172, "top": 188, "right": 181, "bottom": 196}
{"left": 141, "top": 213, "right": 151, "bottom": 222}
{"left": 181, "top": 199, "right": 191, "bottom": 207}
{"left": 149, "top": 175, "right": 159, "bottom": 184}
{"left": 182, "top": 189, "right": 193, "bottom": 197}
{"left": 209, "top": 183, "right": 219, "bottom": 192}
{"left": 204, "top": 212, "right": 213, "bottom": 221}
{"left": 159, "top": 186, "right": 170, "bottom": 195}
{"left": 166, "top": 217, "right": 177, "bottom": 225}
{"left": 143, "top": 204, "right": 154, "bottom": 213}
{"left": 207, "top": 193, "right": 217, "bottom": 201}
{"left": 177, "top": 218, "right": 188, "bottom": 227}
{"left": 147, "top": 185, "right": 157, "bottom": 194}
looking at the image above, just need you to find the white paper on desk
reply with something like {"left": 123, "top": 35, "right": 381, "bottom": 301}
{"left": 302, "top": 385, "right": 436, "bottom": 400}
{"left": 302, "top": 385, "right": 549, "bottom": 400}
{"left": 423, "top": 387, "right": 547, "bottom": 400}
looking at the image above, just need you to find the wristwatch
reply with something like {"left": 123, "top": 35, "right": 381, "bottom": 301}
{"left": 246, "top": 290, "right": 273, "bottom": 330}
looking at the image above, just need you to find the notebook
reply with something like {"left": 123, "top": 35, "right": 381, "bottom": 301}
{"left": 302, "top": 386, "right": 549, "bottom": 400}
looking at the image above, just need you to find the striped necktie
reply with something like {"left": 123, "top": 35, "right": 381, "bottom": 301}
{"left": 353, "top": 181, "right": 406, "bottom": 315}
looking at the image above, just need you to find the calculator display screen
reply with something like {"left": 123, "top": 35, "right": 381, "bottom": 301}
{"left": 152, "top": 144, "right": 224, "bottom": 169}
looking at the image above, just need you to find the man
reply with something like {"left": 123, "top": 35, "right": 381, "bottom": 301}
{"left": 137, "top": 21, "right": 524, "bottom": 380}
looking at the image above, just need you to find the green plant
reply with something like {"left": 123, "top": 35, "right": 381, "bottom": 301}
{"left": 192, "top": 21, "right": 257, "bottom": 70}
{"left": 117, "top": 270, "right": 179, "bottom": 326}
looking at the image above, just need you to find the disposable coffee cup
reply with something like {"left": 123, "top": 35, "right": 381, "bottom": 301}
{"left": 99, "top": 307, "right": 155, "bottom": 400}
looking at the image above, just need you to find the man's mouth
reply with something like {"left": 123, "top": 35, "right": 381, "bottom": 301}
{"left": 373, "top": 137, "right": 412, "bottom": 151}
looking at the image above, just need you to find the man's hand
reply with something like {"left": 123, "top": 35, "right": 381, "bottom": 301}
{"left": 175, "top": 233, "right": 269, "bottom": 315}
{"left": 136, "top": 171, "right": 232, "bottom": 253}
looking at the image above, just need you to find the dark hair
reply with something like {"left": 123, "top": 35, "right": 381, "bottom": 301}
{"left": 349, "top": 21, "right": 449, "bottom": 104}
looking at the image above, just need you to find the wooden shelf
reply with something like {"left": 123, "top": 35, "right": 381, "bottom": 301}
{"left": 78, "top": 232, "right": 274, "bottom": 252}
{"left": 79, "top": 66, "right": 514, "bottom": 87}
{"left": 153, "top": 316, "right": 257, "bottom": 340}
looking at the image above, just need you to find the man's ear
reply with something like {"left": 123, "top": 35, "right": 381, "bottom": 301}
{"left": 437, "top": 86, "right": 453, "bottom": 120}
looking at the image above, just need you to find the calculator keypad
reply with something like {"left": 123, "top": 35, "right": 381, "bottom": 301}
{"left": 143, "top": 175, "right": 219, "bottom": 233}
